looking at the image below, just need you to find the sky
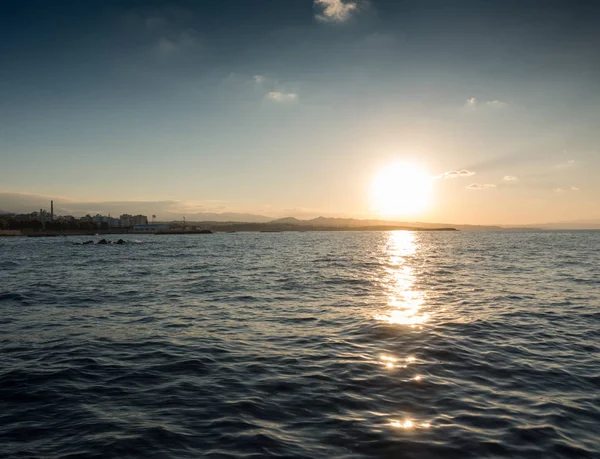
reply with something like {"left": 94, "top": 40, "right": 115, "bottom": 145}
{"left": 1, "top": 0, "right": 599, "bottom": 225}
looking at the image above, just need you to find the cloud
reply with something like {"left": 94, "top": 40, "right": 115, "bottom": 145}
{"left": 156, "top": 29, "right": 198, "bottom": 55}
{"left": 157, "top": 37, "right": 177, "bottom": 54}
{"left": 266, "top": 92, "right": 298, "bottom": 103}
{"left": 144, "top": 16, "right": 166, "bottom": 29}
{"left": 464, "top": 97, "right": 477, "bottom": 109}
{"left": 464, "top": 97, "right": 508, "bottom": 110}
{"left": 438, "top": 169, "right": 476, "bottom": 179}
{"left": 314, "top": 0, "right": 359, "bottom": 22}
{"left": 250, "top": 75, "right": 298, "bottom": 104}
{"left": 503, "top": 176, "right": 518, "bottom": 181}
{"left": 555, "top": 159, "right": 578, "bottom": 170}
{"left": 485, "top": 100, "right": 508, "bottom": 109}
{"left": 467, "top": 183, "right": 496, "bottom": 189}
{"left": 556, "top": 186, "right": 581, "bottom": 192}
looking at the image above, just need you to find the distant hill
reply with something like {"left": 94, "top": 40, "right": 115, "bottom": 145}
{"left": 531, "top": 219, "right": 600, "bottom": 230}
{"left": 269, "top": 216, "right": 503, "bottom": 231}
{"left": 185, "top": 221, "right": 457, "bottom": 232}
{"left": 164, "top": 212, "right": 271, "bottom": 223}
{"left": 268, "top": 217, "right": 304, "bottom": 225}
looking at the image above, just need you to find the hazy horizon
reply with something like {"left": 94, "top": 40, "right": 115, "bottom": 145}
{"left": 1, "top": 0, "right": 599, "bottom": 225}
{"left": 2, "top": 190, "right": 600, "bottom": 228}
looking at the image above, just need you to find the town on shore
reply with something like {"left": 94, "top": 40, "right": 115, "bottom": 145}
{"left": 0, "top": 200, "right": 461, "bottom": 237}
{"left": 0, "top": 202, "right": 203, "bottom": 236}
{"left": 0, "top": 200, "right": 180, "bottom": 236}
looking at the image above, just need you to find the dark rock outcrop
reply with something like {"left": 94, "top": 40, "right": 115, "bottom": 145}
{"left": 74, "top": 240, "right": 94, "bottom": 245}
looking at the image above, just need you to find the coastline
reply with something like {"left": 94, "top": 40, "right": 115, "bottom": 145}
{"left": 1, "top": 226, "right": 459, "bottom": 237}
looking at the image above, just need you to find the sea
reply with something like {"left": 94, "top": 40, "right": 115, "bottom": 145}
{"left": 1, "top": 231, "right": 598, "bottom": 458}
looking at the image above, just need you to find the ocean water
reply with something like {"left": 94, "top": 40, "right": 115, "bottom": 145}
{"left": 1, "top": 231, "right": 599, "bottom": 458}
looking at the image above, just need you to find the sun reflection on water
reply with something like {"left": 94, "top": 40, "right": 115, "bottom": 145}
{"left": 377, "top": 233, "right": 433, "bottom": 434}
{"left": 376, "top": 231, "right": 429, "bottom": 325}
{"left": 390, "top": 419, "right": 432, "bottom": 429}
{"left": 391, "top": 419, "right": 414, "bottom": 429}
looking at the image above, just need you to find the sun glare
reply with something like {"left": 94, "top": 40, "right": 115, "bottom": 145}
{"left": 371, "top": 163, "right": 433, "bottom": 216}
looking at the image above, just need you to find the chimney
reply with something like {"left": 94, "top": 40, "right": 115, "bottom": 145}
{"left": 51, "top": 200, "right": 54, "bottom": 221}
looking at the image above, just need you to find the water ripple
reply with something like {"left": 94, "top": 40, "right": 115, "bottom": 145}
{"left": 1, "top": 231, "right": 599, "bottom": 458}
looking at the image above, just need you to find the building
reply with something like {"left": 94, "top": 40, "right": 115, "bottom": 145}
{"left": 119, "top": 214, "right": 132, "bottom": 227}
{"left": 132, "top": 223, "right": 169, "bottom": 233}
{"left": 120, "top": 214, "right": 147, "bottom": 227}
{"left": 132, "top": 215, "right": 148, "bottom": 226}
{"left": 92, "top": 214, "right": 107, "bottom": 226}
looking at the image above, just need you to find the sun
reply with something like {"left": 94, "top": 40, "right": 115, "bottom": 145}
{"left": 371, "top": 162, "right": 433, "bottom": 216}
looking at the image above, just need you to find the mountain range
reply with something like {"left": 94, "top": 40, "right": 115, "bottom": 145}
{"left": 268, "top": 217, "right": 506, "bottom": 231}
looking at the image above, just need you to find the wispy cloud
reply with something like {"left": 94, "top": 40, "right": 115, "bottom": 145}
{"left": 144, "top": 16, "right": 166, "bottom": 29}
{"left": 314, "top": 0, "right": 360, "bottom": 23}
{"left": 554, "top": 159, "right": 578, "bottom": 169}
{"left": 156, "top": 30, "right": 198, "bottom": 56}
{"left": 557, "top": 186, "right": 581, "bottom": 192}
{"left": 438, "top": 169, "right": 475, "bottom": 179}
{"left": 250, "top": 75, "right": 298, "bottom": 103}
{"left": 467, "top": 183, "right": 496, "bottom": 189}
{"left": 128, "top": 7, "right": 200, "bottom": 57}
{"left": 157, "top": 37, "right": 177, "bottom": 54}
{"left": 503, "top": 176, "right": 518, "bottom": 181}
{"left": 266, "top": 92, "right": 298, "bottom": 103}
{"left": 485, "top": 100, "right": 508, "bottom": 109}
{"left": 464, "top": 97, "right": 508, "bottom": 110}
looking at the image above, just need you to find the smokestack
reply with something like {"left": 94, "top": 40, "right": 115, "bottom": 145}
{"left": 51, "top": 200, "right": 54, "bottom": 221}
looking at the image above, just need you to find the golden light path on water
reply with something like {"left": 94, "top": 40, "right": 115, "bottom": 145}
{"left": 376, "top": 231, "right": 429, "bottom": 326}
{"left": 376, "top": 231, "right": 433, "bottom": 431}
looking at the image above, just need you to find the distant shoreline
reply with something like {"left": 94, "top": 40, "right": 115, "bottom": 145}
{"left": 1, "top": 226, "right": 459, "bottom": 237}
{"left": 3, "top": 228, "right": 600, "bottom": 238}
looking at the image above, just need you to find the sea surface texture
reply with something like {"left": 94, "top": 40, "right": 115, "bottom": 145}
{"left": 1, "top": 231, "right": 599, "bottom": 458}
